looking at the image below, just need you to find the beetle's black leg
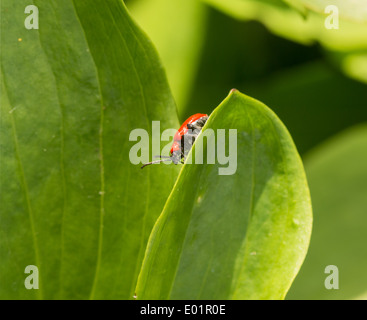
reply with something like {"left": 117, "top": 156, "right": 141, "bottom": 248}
{"left": 153, "top": 155, "right": 171, "bottom": 159}
{"left": 141, "top": 158, "right": 172, "bottom": 169}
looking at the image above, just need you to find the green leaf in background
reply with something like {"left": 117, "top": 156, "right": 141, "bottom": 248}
{"left": 127, "top": 0, "right": 207, "bottom": 119}
{"left": 327, "top": 50, "right": 367, "bottom": 85}
{"left": 202, "top": 0, "right": 367, "bottom": 84}
{"left": 202, "top": 0, "right": 367, "bottom": 50}
{"left": 299, "top": 0, "right": 367, "bottom": 23}
{"left": 287, "top": 0, "right": 367, "bottom": 84}
{"left": 136, "top": 90, "right": 312, "bottom": 299}
{"left": 0, "top": 0, "right": 179, "bottom": 299}
{"left": 287, "top": 124, "right": 367, "bottom": 300}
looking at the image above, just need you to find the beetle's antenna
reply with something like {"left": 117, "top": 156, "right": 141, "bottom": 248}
{"left": 141, "top": 158, "right": 172, "bottom": 169}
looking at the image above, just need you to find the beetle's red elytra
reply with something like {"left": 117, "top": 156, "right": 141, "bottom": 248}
{"left": 141, "top": 113, "right": 208, "bottom": 168}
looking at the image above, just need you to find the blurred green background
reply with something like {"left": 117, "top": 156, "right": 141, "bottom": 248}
{"left": 125, "top": 0, "right": 367, "bottom": 299}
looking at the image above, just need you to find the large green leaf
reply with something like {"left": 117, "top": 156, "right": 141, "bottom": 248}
{"left": 136, "top": 90, "right": 312, "bottom": 299}
{"left": 287, "top": 124, "right": 367, "bottom": 300}
{"left": 0, "top": 0, "right": 179, "bottom": 299}
{"left": 127, "top": 0, "right": 207, "bottom": 118}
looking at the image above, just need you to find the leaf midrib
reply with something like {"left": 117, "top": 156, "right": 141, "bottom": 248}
{"left": 32, "top": 0, "right": 68, "bottom": 299}
{"left": 1, "top": 67, "right": 44, "bottom": 300}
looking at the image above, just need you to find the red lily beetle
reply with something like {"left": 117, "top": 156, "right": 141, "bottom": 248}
{"left": 141, "top": 113, "right": 208, "bottom": 168}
